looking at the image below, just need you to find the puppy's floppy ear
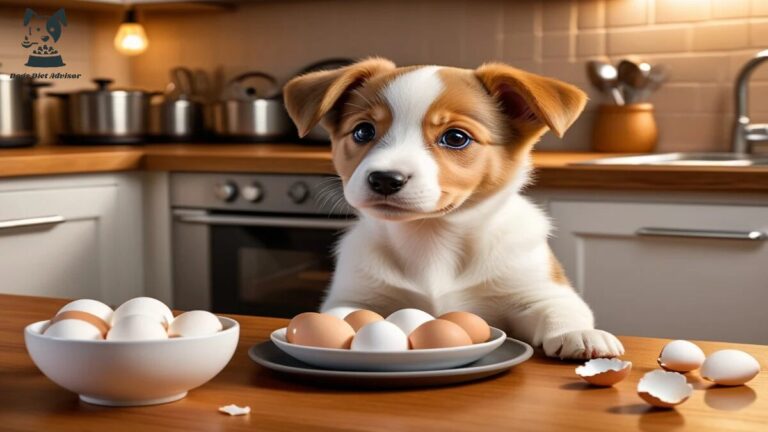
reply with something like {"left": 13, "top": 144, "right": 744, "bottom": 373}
{"left": 23, "top": 8, "right": 37, "bottom": 26}
{"left": 47, "top": 9, "right": 67, "bottom": 42}
{"left": 283, "top": 57, "right": 396, "bottom": 137}
{"left": 475, "top": 63, "right": 587, "bottom": 138}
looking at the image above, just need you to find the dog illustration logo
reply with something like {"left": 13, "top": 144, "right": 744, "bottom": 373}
{"left": 21, "top": 8, "right": 67, "bottom": 68}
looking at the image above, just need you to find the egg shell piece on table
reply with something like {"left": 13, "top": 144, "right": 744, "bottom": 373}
{"left": 106, "top": 314, "right": 169, "bottom": 341}
{"left": 287, "top": 312, "right": 355, "bottom": 349}
{"left": 409, "top": 319, "right": 473, "bottom": 349}
{"left": 438, "top": 311, "right": 491, "bottom": 344}
{"left": 700, "top": 349, "right": 761, "bottom": 386}
{"left": 386, "top": 309, "right": 435, "bottom": 336}
{"left": 56, "top": 299, "right": 113, "bottom": 323}
{"left": 344, "top": 310, "right": 384, "bottom": 332}
{"left": 323, "top": 306, "right": 360, "bottom": 320}
{"left": 112, "top": 297, "right": 174, "bottom": 328}
{"left": 575, "top": 358, "right": 632, "bottom": 387}
{"left": 657, "top": 340, "right": 705, "bottom": 373}
{"left": 168, "top": 310, "right": 223, "bottom": 338}
{"left": 44, "top": 318, "right": 105, "bottom": 340}
{"left": 637, "top": 370, "right": 693, "bottom": 408}
{"left": 351, "top": 320, "right": 409, "bottom": 351}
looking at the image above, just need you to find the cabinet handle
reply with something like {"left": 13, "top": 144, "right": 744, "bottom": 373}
{"left": 0, "top": 215, "right": 66, "bottom": 231}
{"left": 636, "top": 227, "right": 766, "bottom": 241}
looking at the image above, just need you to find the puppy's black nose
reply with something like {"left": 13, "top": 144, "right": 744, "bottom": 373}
{"left": 368, "top": 171, "right": 408, "bottom": 196}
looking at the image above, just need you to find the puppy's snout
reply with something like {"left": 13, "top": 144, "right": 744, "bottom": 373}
{"left": 367, "top": 171, "right": 408, "bottom": 196}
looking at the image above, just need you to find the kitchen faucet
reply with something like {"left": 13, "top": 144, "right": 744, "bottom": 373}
{"left": 732, "top": 50, "right": 768, "bottom": 154}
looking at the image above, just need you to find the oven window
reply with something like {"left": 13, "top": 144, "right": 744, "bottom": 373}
{"left": 210, "top": 223, "right": 341, "bottom": 317}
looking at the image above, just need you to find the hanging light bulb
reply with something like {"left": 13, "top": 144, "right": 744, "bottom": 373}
{"left": 114, "top": 8, "right": 148, "bottom": 56}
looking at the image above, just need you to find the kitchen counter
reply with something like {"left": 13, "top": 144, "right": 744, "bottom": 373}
{"left": 2, "top": 144, "right": 768, "bottom": 192}
{"left": 2, "top": 294, "right": 766, "bottom": 432}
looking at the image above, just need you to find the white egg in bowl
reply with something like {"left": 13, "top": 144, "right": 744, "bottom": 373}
{"left": 24, "top": 316, "right": 239, "bottom": 407}
{"left": 270, "top": 326, "right": 509, "bottom": 372}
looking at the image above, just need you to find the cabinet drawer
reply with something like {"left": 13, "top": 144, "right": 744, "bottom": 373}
{"left": 0, "top": 186, "right": 117, "bottom": 300}
{"left": 549, "top": 201, "right": 768, "bottom": 344}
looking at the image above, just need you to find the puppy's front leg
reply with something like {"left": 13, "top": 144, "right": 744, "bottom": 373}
{"left": 509, "top": 284, "right": 624, "bottom": 360}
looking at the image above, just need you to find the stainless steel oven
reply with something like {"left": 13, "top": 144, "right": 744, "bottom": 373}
{"left": 171, "top": 173, "right": 353, "bottom": 317}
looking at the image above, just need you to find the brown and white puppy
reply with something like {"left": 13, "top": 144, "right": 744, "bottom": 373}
{"left": 284, "top": 58, "right": 623, "bottom": 359}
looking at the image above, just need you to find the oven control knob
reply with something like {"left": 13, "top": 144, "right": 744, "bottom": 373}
{"left": 242, "top": 183, "right": 264, "bottom": 203}
{"left": 288, "top": 182, "right": 310, "bottom": 204}
{"left": 215, "top": 181, "right": 238, "bottom": 202}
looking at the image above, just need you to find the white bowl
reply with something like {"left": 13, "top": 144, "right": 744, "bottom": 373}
{"left": 24, "top": 317, "right": 239, "bottom": 406}
{"left": 271, "top": 326, "right": 506, "bottom": 371}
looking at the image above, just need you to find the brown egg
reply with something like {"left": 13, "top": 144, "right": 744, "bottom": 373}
{"left": 286, "top": 312, "right": 355, "bottom": 349}
{"left": 408, "top": 319, "right": 473, "bottom": 349}
{"left": 438, "top": 311, "right": 491, "bottom": 344}
{"left": 344, "top": 310, "right": 384, "bottom": 332}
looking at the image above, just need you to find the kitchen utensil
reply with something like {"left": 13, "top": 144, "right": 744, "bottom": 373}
{"left": 587, "top": 60, "right": 624, "bottom": 106}
{"left": 592, "top": 103, "right": 658, "bottom": 152}
{"left": 637, "top": 65, "right": 667, "bottom": 102}
{"left": 270, "top": 326, "right": 507, "bottom": 372}
{"left": 149, "top": 68, "right": 206, "bottom": 142}
{"left": 24, "top": 317, "right": 239, "bottom": 406}
{"left": 249, "top": 335, "right": 533, "bottom": 388}
{"left": 292, "top": 58, "right": 355, "bottom": 142}
{"left": 617, "top": 60, "right": 652, "bottom": 104}
{"left": 49, "top": 78, "right": 156, "bottom": 145}
{"left": 0, "top": 72, "right": 49, "bottom": 148}
{"left": 212, "top": 72, "right": 292, "bottom": 142}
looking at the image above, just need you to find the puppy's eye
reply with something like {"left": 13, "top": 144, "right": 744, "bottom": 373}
{"left": 438, "top": 129, "right": 473, "bottom": 149}
{"left": 352, "top": 122, "right": 376, "bottom": 144}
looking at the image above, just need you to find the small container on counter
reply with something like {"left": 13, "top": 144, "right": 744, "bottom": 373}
{"left": 592, "top": 103, "right": 658, "bottom": 153}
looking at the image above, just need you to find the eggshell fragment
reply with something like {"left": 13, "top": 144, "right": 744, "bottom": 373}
{"left": 344, "top": 310, "right": 384, "bottom": 332}
{"left": 44, "top": 318, "right": 105, "bottom": 340}
{"left": 637, "top": 370, "right": 693, "bottom": 408}
{"left": 323, "top": 306, "right": 360, "bottom": 320}
{"left": 438, "top": 311, "right": 491, "bottom": 344}
{"left": 657, "top": 340, "right": 705, "bottom": 373}
{"left": 286, "top": 312, "right": 355, "bottom": 349}
{"left": 351, "top": 320, "right": 409, "bottom": 351}
{"left": 56, "top": 299, "right": 113, "bottom": 323}
{"left": 575, "top": 358, "right": 632, "bottom": 387}
{"left": 386, "top": 309, "right": 435, "bottom": 335}
{"left": 112, "top": 297, "right": 174, "bottom": 328}
{"left": 168, "top": 310, "right": 223, "bottom": 338}
{"left": 408, "top": 319, "right": 473, "bottom": 349}
{"left": 700, "top": 349, "right": 761, "bottom": 386}
{"left": 106, "top": 314, "right": 169, "bottom": 341}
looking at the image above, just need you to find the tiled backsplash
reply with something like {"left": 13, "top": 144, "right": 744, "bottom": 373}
{"left": 3, "top": 1, "right": 768, "bottom": 152}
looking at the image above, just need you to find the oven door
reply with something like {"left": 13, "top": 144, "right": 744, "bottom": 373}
{"left": 172, "top": 209, "right": 355, "bottom": 317}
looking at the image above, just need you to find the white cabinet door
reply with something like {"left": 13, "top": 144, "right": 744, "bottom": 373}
{"left": 0, "top": 176, "right": 142, "bottom": 305}
{"left": 549, "top": 201, "right": 768, "bottom": 344}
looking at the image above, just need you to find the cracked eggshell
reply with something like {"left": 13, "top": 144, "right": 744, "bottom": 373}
{"left": 575, "top": 358, "right": 632, "bottom": 387}
{"left": 637, "top": 370, "right": 693, "bottom": 408}
{"left": 700, "top": 349, "right": 760, "bottom": 386}
{"left": 657, "top": 340, "right": 706, "bottom": 373}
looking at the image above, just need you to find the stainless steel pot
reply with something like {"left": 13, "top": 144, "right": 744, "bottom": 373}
{"left": 149, "top": 68, "right": 206, "bottom": 141}
{"left": 211, "top": 72, "right": 292, "bottom": 142}
{"left": 0, "top": 73, "right": 47, "bottom": 147}
{"left": 50, "top": 78, "right": 155, "bottom": 144}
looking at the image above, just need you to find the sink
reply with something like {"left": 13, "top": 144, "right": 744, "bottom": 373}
{"left": 573, "top": 152, "right": 768, "bottom": 167}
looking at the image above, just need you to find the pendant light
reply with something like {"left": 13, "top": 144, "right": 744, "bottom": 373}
{"left": 114, "top": 7, "right": 148, "bottom": 56}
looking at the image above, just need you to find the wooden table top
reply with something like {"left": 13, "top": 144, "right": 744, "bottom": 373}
{"left": 1, "top": 294, "right": 766, "bottom": 431}
{"left": 2, "top": 144, "right": 768, "bottom": 192}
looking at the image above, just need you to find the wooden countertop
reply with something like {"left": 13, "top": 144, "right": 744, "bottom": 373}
{"left": 2, "top": 144, "right": 768, "bottom": 192}
{"left": 2, "top": 294, "right": 766, "bottom": 432}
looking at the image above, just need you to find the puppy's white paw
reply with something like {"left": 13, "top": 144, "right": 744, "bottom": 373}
{"left": 543, "top": 329, "right": 624, "bottom": 360}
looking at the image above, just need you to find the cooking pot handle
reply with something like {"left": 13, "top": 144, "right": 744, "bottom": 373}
{"left": 92, "top": 78, "right": 114, "bottom": 90}
{"left": 229, "top": 71, "right": 280, "bottom": 98}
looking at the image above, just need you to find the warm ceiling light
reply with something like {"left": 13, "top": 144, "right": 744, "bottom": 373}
{"left": 114, "top": 8, "right": 148, "bottom": 56}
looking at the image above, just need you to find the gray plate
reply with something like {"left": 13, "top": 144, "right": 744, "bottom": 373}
{"left": 248, "top": 338, "right": 533, "bottom": 388}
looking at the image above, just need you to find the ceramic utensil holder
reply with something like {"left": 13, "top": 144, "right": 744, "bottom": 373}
{"left": 592, "top": 103, "right": 658, "bottom": 153}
